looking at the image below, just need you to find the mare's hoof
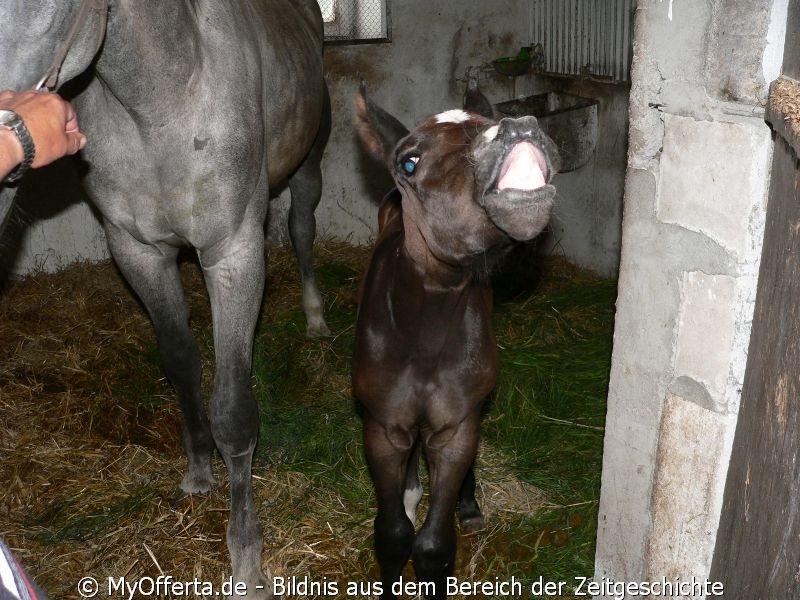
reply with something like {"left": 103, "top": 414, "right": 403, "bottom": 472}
{"left": 231, "top": 573, "right": 274, "bottom": 600}
{"left": 169, "top": 481, "right": 215, "bottom": 507}
{"left": 459, "top": 514, "right": 486, "bottom": 533}
{"left": 306, "top": 319, "right": 332, "bottom": 338}
{"left": 179, "top": 471, "right": 217, "bottom": 495}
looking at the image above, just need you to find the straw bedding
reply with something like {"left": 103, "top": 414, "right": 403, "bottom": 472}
{"left": 0, "top": 240, "right": 595, "bottom": 599}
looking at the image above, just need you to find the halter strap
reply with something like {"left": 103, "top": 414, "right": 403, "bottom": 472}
{"left": 34, "top": 0, "right": 109, "bottom": 91}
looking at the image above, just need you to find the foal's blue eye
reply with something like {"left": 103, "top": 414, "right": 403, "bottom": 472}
{"left": 402, "top": 156, "right": 419, "bottom": 175}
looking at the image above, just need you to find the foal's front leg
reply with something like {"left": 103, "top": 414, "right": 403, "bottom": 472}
{"left": 414, "top": 417, "right": 481, "bottom": 600}
{"left": 363, "top": 416, "right": 416, "bottom": 600}
{"left": 457, "top": 466, "right": 485, "bottom": 532}
{"left": 200, "top": 222, "right": 270, "bottom": 599}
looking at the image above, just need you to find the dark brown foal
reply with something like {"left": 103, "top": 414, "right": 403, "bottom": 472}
{"left": 352, "top": 83, "right": 559, "bottom": 600}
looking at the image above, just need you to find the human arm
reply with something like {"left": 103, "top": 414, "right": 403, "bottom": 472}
{"left": 0, "top": 90, "right": 87, "bottom": 181}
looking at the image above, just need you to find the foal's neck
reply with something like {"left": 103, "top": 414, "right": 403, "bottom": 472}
{"left": 400, "top": 211, "right": 475, "bottom": 291}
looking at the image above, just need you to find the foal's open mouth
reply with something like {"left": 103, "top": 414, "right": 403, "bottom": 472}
{"left": 494, "top": 140, "right": 550, "bottom": 192}
{"left": 480, "top": 139, "right": 556, "bottom": 241}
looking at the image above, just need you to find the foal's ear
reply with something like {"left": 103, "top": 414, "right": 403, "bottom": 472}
{"left": 462, "top": 76, "right": 496, "bottom": 120}
{"left": 354, "top": 80, "right": 409, "bottom": 165}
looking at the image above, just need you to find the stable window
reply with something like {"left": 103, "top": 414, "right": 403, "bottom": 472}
{"left": 530, "top": 0, "right": 634, "bottom": 82}
{"left": 318, "top": 0, "right": 391, "bottom": 43}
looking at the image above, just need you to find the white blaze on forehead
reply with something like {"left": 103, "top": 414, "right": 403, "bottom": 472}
{"left": 482, "top": 124, "right": 499, "bottom": 141}
{"left": 434, "top": 109, "right": 471, "bottom": 124}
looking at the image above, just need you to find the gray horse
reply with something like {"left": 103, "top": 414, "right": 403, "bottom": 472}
{"left": 0, "top": 0, "right": 331, "bottom": 596}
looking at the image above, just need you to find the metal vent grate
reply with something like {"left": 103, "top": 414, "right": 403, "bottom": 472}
{"left": 320, "top": 0, "right": 391, "bottom": 43}
{"left": 530, "top": 0, "right": 634, "bottom": 82}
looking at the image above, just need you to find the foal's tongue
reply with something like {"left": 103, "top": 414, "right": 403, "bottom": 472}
{"left": 496, "top": 142, "right": 546, "bottom": 191}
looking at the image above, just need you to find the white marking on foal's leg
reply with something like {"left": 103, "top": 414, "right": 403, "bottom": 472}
{"left": 403, "top": 483, "right": 423, "bottom": 525}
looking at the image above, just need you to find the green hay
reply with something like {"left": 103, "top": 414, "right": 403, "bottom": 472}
{"left": 254, "top": 258, "right": 372, "bottom": 504}
{"left": 24, "top": 489, "right": 157, "bottom": 544}
{"left": 485, "top": 276, "right": 617, "bottom": 589}
{"left": 0, "top": 243, "right": 614, "bottom": 599}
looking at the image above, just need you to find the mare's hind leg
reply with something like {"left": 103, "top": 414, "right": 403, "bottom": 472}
{"left": 199, "top": 222, "right": 271, "bottom": 599}
{"left": 364, "top": 416, "right": 416, "bottom": 600}
{"left": 413, "top": 418, "right": 481, "bottom": 600}
{"left": 287, "top": 85, "right": 332, "bottom": 338}
{"left": 105, "top": 224, "right": 215, "bottom": 494}
{"left": 457, "top": 466, "right": 485, "bottom": 532}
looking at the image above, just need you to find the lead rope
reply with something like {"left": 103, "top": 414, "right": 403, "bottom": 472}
{"left": 33, "top": 0, "right": 109, "bottom": 91}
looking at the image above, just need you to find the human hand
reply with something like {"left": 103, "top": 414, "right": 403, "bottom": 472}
{"left": 0, "top": 89, "right": 87, "bottom": 169}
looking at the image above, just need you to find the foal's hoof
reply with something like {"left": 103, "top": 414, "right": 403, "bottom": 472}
{"left": 459, "top": 514, "right": 486, "bottom": 533}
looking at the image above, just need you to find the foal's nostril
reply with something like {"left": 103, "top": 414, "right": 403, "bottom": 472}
{"left": 497, "top": 119, "right": 518, "bottom": 142}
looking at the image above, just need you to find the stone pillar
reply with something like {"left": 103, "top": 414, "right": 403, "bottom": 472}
{"left": 594, "top": 0, "right": 787, "bottom": 592}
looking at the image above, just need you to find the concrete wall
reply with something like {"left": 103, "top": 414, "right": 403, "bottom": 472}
{"left": 595, "top": 0, "right": 787, "bottom": 591}
{"left": 532, "top": 75, "right": 629, "bottom": 278}
{"left": 0, "top": 161, "right": 103, "bottom": 275}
